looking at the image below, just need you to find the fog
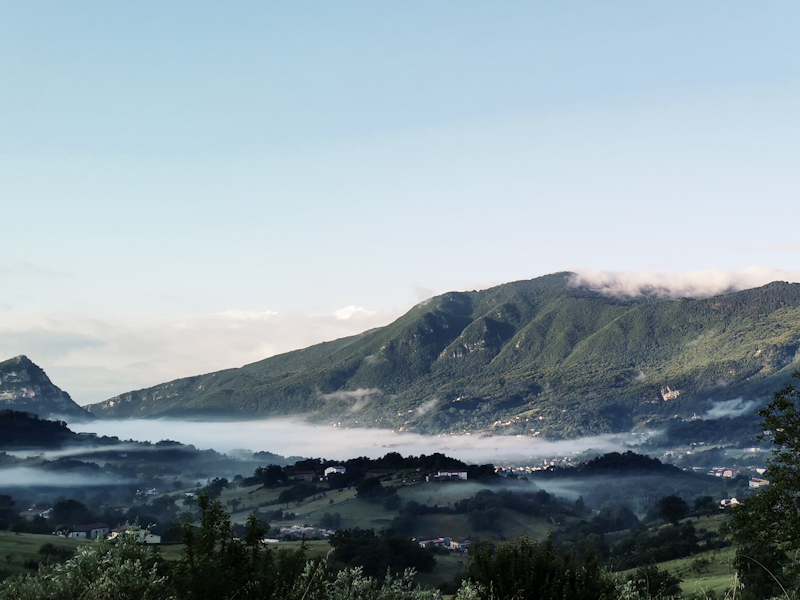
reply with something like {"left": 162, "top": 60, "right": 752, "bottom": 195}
{"left": 701, "top": 398, "right": 759, "bottom": 420}
{"left": 0, "top": 467, "right": 125, "bottom": 487}
{"left": 4, "top": 443, "right": 159, "bottom": 461}
{"left": 70, "top": 418, "right": 639, "bottom": 464}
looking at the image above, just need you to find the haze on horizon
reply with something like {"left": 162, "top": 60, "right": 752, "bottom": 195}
{"left": 2, "top": 2, "right": 799, "bottom": 405}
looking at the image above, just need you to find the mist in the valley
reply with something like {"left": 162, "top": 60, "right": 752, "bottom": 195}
{"left": 4, "top": 442, "right": 165, "bottom": 461}
{"left": 71, "top": 418, "right": 640, "bottom": 464}
{"left": 0, "top": 466, "right": 127, "bottom": 488}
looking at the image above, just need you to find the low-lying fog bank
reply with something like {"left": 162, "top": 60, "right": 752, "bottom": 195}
{"left": 70, "top": 418, "right": 643, "bottom": 464}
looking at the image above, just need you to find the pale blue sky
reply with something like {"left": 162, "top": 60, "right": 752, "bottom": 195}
{"left": 1, "top": 2, "right": 800, "bottom": 403}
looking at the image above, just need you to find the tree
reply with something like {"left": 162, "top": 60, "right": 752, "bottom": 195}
{"left": 730, "top": 372, "right": 800, "bottom": 593}
{"left": 50, "top": 499, "right": 92, "bottom": 528}
{"left": 658, "top": 495, "right": 689, "bottom": 524}
{"left": 175, "top": 493, "right": 309, "bottom": 600}
{"left": 627, "top": 564, "right": 682, "bottom": 599}
{"left": 463, "top": 535, "right": 617, "bottom": 600}
{"left": 328, "top": 528, "right": 436, "bottom": 579}
{"left": 0, "top": 495, "right": 17, "bottom": 530}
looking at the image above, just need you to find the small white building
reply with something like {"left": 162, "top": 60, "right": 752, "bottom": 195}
{"left": 417, "top": 536, "right": 452, "bottom": 548}
{"left": 450, "top": 537, "right": 471, "bottom": 551}
{"left": 719, "top": 497, "right": 744, "bottom": 509}
{"left": 324, "top": 466, "right": 346, "bottom": 478}
{"left": 68, "top": 522, "right": 109, "bottom": 539}
{"left": 108, "top": 526, "right": 161, "bottom": 544}
{"left": 749, "top": 478, "right": 770, "bottom": 489}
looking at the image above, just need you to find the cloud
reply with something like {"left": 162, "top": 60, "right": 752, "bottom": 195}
{"left": 412, "top": 286, "right": 437, "bottom": 302}
{"left": 320, "top": 388, "right": 383, "bottom": 413}
{"left": 0, "top": 261, "right": 72, "bottom": 281}
{"left": 320, "top": 388, "right": 382, "bottom": 402}
{"left": 333, "top": 305, "right": 376, "bottom": 320}
{"left": 766, "top": 242, "right": 800, "bottom": 253}
{"left": 569, "top": 266, "right": 800, "bottom": 299}
{"left": 217, "top": 310, "right": 279, "bottom": 320}
{"left": 702, "top": 398, "right": 759, "bottom": 420}
{"left": 0, "top": 467, "right": 124, "bottom": 487}
{"left": 415, "top": 398, "right": 439, "bottom": 416}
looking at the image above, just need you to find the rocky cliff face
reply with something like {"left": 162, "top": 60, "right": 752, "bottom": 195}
{"left": 0, "top": 355, "right": 92, "bottom": 421}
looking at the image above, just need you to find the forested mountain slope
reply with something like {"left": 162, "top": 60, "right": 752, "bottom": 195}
{"left": 86, "top": 273, "right": 800, "bottom": 438}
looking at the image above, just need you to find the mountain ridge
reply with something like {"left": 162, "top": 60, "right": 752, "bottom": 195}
{"left": 85, "top": 273, "right": 800, "bottom": 438}
{"left": 0, "top": 355, "right": 93, "bottom": 421}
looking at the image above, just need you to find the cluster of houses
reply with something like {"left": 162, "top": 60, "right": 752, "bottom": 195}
{"left": 293, "top": 465, "right": 347, "bottom": 482}
{"left": 708, "top": 466, "right": 747, "bottom": 478}
{"left": 54, "top": 522, "right": 163, "bottom": 544}
{"left": 426, "top": 469, "right": 468, "bottom": 482}
{"left": 416, "top": 535, "right": 471, "bottom": 552}
{"left": 270, "top": 525, "right": 334, "bottom": 541}
{"left": 20, "top": 506, "right": 162, "bottom": 544}
{"left": 497, "top": 457, "right": 577, "bottom": 474}
{"left": 704, "top": 466, "right": 770, "bottom": 489}
{"left": 135, "top": 487, "right": 161, "bottom": 499}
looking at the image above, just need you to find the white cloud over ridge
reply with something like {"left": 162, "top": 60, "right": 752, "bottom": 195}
{"left": 333, "top": 305, "right": 377, "bottom": 320}
{"left": 569, "top": 266, "right": 800, "bottom": 299}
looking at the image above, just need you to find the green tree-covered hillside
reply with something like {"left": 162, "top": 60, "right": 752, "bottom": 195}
{"left": 86, "top": 273, "right": 800, "bottom": 438}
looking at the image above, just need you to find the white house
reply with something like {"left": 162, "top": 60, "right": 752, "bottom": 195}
{"left": 749, "top": 478, "right": 770, "bottom": 489}
{"left": 417, "top": 536, "right": 452, "bottom": 548}
{"left": 450, "top": 537, "right": 471, "bottom": 551}
{"left": 68, "top": 522, "right": 109, "bottom": 539}
{"left": 719, "top": 497, "right": 744, "bottom": 509}
{"left": 324, "top": 466, "right": 346, "bottom": 478}
{"left": 108, "top": 526, "right": 161, "bottom": 544}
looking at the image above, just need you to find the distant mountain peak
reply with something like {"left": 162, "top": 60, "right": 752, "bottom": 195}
{"left": 0, "top": 356, "right": 92, "bottom": 421}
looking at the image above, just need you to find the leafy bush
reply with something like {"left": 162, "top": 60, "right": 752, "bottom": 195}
{"left": 329, "top": 528, "right": 436, "bottom": 579}
{"left": 462, "top": 535, "right": 618, "bottom": 600}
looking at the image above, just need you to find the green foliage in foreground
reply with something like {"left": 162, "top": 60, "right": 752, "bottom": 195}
{"left": 729, "top": 372, "right": 800, "bottom": 599}
{"left": 463, "top": 535, "right": 618, "bottom": 600}
{"left": 0, "top": 492, "right": 627, "bottom": 600}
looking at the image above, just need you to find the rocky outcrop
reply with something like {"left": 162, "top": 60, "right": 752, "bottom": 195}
{"left": 0, "top": 355, "right": 92, "bottom": 421}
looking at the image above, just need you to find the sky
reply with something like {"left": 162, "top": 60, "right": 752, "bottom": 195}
{"left": 1, "top": 2, "right": 800, "bottom": 405}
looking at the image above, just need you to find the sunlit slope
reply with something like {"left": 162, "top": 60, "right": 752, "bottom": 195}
{"left": 86, "top": 273, "right": 800, "bottom": 437}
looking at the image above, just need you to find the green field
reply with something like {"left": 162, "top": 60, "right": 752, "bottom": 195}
{"left": 661, "top": 546, "right": 736, "bottom": 596}
{"left": 615, "top": 514, "right": 737, "bottom": 596}
{"left": 0, "top": 531, "right": 87, "bottom": 581}
{"left": 195, "top": 480, "right": 556, "bottom": 544}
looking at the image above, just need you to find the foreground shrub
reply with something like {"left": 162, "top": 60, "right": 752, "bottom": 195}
{"left": 0, "top": 531, "right": 171, "bottom": 600}
{"left": 460, "top": 535, "right": 618, "bottom": 600}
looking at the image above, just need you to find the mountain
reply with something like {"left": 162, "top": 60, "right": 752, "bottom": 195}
{"left": 0, "top": 356, "right": 93, "bottom": 421}
{"left": 86, "top": 273, "right": 800, "bottom": 438}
